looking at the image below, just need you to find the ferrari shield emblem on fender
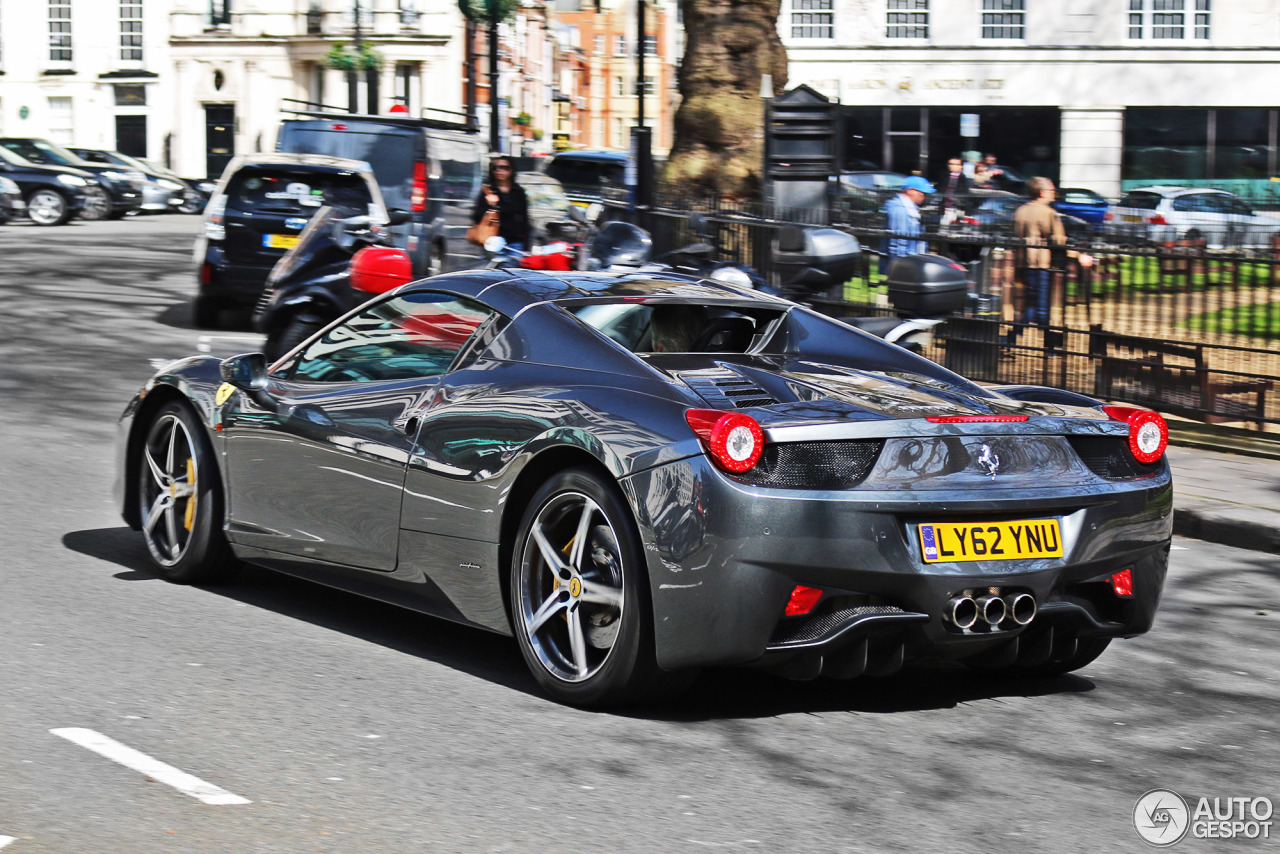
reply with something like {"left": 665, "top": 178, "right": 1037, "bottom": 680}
{"left": 215, "top": 382, "right": 236, "bottom": 406}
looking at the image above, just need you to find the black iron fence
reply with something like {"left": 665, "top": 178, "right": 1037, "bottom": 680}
{"left": 607, "top": 191, "right": 1279, "bottom": 431}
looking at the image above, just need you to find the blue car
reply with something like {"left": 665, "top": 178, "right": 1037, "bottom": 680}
{"left": 1052, "top": 187, "right": 1111, "bottom": 226}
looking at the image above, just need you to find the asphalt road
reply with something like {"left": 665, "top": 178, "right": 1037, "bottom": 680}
{"left": 1, "top": 216, "right": 1278, "bottom": 853}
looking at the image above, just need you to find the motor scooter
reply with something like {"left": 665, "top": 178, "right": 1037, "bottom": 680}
{"left": 255, "top": 204, "right": 409, "bottom": 360}
{"left": 773, "top": 226, "right": 969, "bottom": 354}
{"left": 576, "top": 209, "right": 766, "bottom": 287}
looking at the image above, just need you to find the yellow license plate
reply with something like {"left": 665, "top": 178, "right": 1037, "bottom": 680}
{"left": 263, "top": 234, "right": 300, "bottom": 249}
{"left": 918, "top": 519, "right": 1062, "bottom": 563}
{"left": 1121, "top": 214, "right": 1143, "bottom": 223}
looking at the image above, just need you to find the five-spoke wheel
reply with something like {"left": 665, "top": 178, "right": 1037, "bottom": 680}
{"left": 136, "top": 402, "right": 237, "bottom": 583}
{"left": 511, "top": 468, "right": 676, "bottom": 706}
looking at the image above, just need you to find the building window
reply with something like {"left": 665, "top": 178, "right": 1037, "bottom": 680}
{"left": 981, "top": 0, "right": 1024, "bottom": 39}
{"left": 614, "top": 118, "right": 626, "bottom": 148}
{"left": 614, "top": 75, "right": 626, "bottom": 97}
{"left": 120, "top": 0, "right": 143, "bottom": 62}
{"left": 643, "top": 34, "right": 657, "bottom": 55}
{"left": 642, "top": 75, "right": 656, "bottom": 97}
{"left": 886, "top": 0, "right": 928, "bottom": 39}
{"left": 396, "top": 64, "right": 415, "bottom": 113}
{"left": 792, "top": 0, "right": 834, "bottom": 39}
{"left": 49, "top": 0, "right": 73, "bottom": 63}
{"left": 613, "top": 35, "right": 627, "bottom": 56}
{"left": 399, "top": 0, "right": 420, "bottom": 27}
{"left": 1128, "top": 0, "right": 1210, "bottom": 40}
{"left": 113, "top": 84, "right": 146, "bottom": 106}
{"left": 209, "top": 0, "right": 231, "bottom": 27}
{"left": 48, "top": 97, "right": 74, "bottom": 143}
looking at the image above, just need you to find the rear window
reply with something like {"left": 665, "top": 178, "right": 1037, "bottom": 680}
{"left": 225, "top": 168, "right": 373, "bottom": 214}
{"left": 281, "top": 127, "right": 415, "bottom": 209}
{"left": 546, "top": 158, "right": 627, "bottom": 195}
{"left": 1117, "top": 191, "right": 1162, "bottom": 210}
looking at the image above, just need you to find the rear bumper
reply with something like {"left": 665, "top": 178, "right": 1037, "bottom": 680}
{"left": 199, "top": 244, "right": 273, "bottom": 307}
{"left": 623, "top": 455, "right": 1172, "bottom": 672}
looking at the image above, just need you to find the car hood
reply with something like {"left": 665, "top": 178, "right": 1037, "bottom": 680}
{"left": 647, "top": 355, "right": 1103, "bottom": 426}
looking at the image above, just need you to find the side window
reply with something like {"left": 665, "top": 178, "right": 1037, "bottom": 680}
{"left": 289, "top": 292, "right": 493, "bottom": 383}
{"left": 1171, "top": 196, "right": 1201, "bottom": 213}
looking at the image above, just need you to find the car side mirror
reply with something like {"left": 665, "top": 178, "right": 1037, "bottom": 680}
{"left": 567, "top": 205, "right": 587, "bottom": 224}
{"left": 386, "top": 208, "right": 410, "bottom": 226}
{"left": 220, "top": 353, "right": 268, "bottom": 391}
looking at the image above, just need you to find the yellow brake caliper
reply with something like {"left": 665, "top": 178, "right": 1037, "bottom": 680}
{"left": 183, "top": 456, "right": 197, "bottom": 531}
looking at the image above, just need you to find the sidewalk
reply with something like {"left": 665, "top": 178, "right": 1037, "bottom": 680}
{"left": 1168, "top": 444, "right": 1280, "bottom": 554}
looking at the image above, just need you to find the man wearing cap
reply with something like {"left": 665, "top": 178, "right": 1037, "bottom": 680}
{"left": 884, "top": 175, "right": 934, "bottom": 259}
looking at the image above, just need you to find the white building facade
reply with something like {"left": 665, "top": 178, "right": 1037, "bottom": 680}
{"left": 0, "top": 1, "right": 469, "bottom": 180}
{"left": 779, "top": 1, "right": 1280, "bottom": 197}
{"left": 0, "top": 0, "right": 174, "bottom": 157}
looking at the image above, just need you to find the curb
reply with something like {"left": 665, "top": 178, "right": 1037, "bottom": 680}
{"left": 1172, "top": 505, "right": 1280, "bottom": 555}
{"left": 1167, "top": 421, "right": 1280, "bottom": 462}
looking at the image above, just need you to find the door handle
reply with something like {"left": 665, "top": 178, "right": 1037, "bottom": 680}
{"left": 398, "top": 416, "right": 420, "bottom": 436}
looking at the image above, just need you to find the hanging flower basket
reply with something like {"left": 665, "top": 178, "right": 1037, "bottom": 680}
{"left": 326, "top": 43, "right": 383, "bottom": 72}
{"left": 514, "top": 112, "right": 533, "bottom": 127}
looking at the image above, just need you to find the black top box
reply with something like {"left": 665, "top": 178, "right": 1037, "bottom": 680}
{"left": 885, "top": 254, "right": 969, "bottom": 316}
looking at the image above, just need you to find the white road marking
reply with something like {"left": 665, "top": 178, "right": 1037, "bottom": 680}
{"left": 50, "top": 728, "right": 250, "bottom": 806}
{"left": 0, "top": 835, "right": 17, "bottom": 849}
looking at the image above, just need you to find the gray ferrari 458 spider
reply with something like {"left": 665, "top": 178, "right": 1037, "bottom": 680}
{"left": 115, "top": 267, "right": 1172, "bottom": 706}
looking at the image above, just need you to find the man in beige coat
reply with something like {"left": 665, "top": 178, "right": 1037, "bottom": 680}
{"left": 1008, "top": 177, "right": 1092, "bottom": 346}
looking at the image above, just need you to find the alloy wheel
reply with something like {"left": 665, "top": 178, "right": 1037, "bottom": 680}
{"left": 139, "top": 412, "right": 200, "bottom": 567}
{"left": 26, "top": 190, "right": 67, "bottom": 226}
{"left": 80, "top": 186, "right": 111, "bottom": 220}
{"left": 516, "top": 491, "right": 626, "bottom": 684}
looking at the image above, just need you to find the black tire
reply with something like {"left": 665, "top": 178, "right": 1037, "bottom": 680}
{"left": 79, "top": 186, "right": 112, "bottom": 221}
{"left": 26, "top": 189, "right": 73, "bottom": 226}
{"left": 105, "top": 208, "right": 130, "bottom": 221}
{"left": 192, "top": 295, "right": 222, "bottom": 329}
{"left": 1184, "top": 229, "right": 1203, "bottom": 241}
{"left": 135, "top": 401, "right": 238, "bottom": 584}
{"left": 510, "top": 467, "right": 689, "bottom": 707}
{"left": 179, "top": 193, "right": 206, "bottom": 215}
{"left": 265, "top": 314, "right": 323, "bottom": 362}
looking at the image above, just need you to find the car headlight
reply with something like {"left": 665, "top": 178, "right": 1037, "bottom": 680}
{"left": 57, "top": 174, "right": 90, "bottom": 187}
{"left": 158, "top": 179, "right": 185, "bottom": 191}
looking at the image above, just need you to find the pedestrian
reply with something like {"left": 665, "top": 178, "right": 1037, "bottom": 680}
{"left": 883, "top": 175, "right": 934, "bottom": 261}
{"left": 1008, "top": 176, "right": 1093, "bottom": 347}
{"left": 938, "top": 156, "right": 972, "bottom": 225}
{"left": 972, "top": 162, "right": 993, "bottom": 188}
{"left": 473, "top": 155, "right": 530, "bottom": 251}
{"left": 981, "top": 153, "right": 1008, "bottom": 191}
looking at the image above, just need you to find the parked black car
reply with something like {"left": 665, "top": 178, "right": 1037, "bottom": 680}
{"left": 71, "top": 148, "right": 189, "bottom": 214}
{"left": 0, "top": 144, "right": 93, "bottom": 226}
{"left": 0, "top": 137, "right": 142, "bottom": 220}
{"left": 0, "top": 175, "right": 22, "bottom": 224}
{"left": 192, "top": 153, "right": 388, "bottom": 327}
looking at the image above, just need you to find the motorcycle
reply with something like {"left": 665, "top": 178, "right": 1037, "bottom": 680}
{"left": 772, "top": 226, "right": 968, "bottom": 354}
{"left": 255, "top": 204, "right": 408, "bottom": 360}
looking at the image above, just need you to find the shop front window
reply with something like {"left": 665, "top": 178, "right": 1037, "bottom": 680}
{"left": 1123, "top": 108, "right": 1209, "bottom": 180}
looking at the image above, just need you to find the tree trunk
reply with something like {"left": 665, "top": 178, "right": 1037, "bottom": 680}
{"left": 666, "top": 0, "right": 787, "bottom": 200}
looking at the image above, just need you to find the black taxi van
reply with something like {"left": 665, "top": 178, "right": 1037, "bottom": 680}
{"left": 276, "top": 110, "right": 485, "bottom": 276}
{"left": 192, "top": 153, "right": 386, "bottom": 328}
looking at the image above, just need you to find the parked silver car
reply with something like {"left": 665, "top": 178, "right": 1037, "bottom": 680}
{"left": 1110, "top": 186, "right": 1280, "bottom": 248}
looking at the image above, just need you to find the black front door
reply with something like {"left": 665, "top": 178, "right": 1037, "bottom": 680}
{"left": 205, "top": 104, "right": 235, "bottom": 180}
{"left": 115, "top": 115, "right": 147, "bottom": 158}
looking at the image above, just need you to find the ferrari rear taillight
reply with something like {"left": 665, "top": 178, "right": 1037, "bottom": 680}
{"left": 784, "top": 585, "right": 824, "bottom": 616}
{"left": 1103, "top": 405, "right": 1168, "bottom": 464}
{"left": 685, "top": 409, "right": 764, "bottom": 473}
{"left": 1111, "top": 568, "right": 1134, "bottom": 597}
{"left": 411, "top": 161, "right": 427, "bottom": 212}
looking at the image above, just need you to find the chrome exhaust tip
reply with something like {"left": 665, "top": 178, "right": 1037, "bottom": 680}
{"left": 946, "top": 596, "right": 979, "bottom": 630}
{"left": 1005, "top": 592, "right": 1037, "bottom": 626}
{"left": 976, "top": 594, "right": 1007, "bottom": 626}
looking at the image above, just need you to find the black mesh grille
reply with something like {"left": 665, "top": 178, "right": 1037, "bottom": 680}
{"left": 770, "top": 605, "right": 908, "bottom": 646}
{"left": 1068, "top": 436, "right": 1160, "bottom": 479}
{"left": 735, "top": 440, "right": 883, "bottom": 489}
{"left": 680, "top": 368, "right": 778, "bottom": 409}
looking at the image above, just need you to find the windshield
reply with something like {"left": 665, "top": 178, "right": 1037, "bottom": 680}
{"left": 225, "top": 166, "right": 380, "bottom": 215}
{"left": 521, "top": 179, "right": 570, "bottom": 214}
{"left": 546, "top": 158, "right": 627, "bottom": 195}
{"left": 0, "top": 139, "right": 89, "bottom": 167}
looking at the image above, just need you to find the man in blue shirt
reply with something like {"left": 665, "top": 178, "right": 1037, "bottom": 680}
{"left": 884, "top": 175, "right": 934, "bottom": 259}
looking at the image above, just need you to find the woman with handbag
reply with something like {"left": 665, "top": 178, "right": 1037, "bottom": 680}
{"left": 471, "top": 156, "right": 530, "bottom": 250}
